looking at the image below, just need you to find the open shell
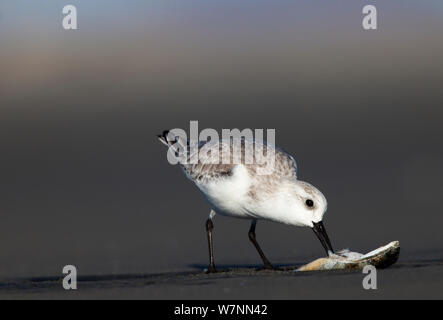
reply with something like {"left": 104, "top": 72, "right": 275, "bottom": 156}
{"left": 296, "top": 241, "right": 400, "bottom": 271}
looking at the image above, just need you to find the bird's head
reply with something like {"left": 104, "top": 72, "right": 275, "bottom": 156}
{"left": 283, "top": 180, "right": 334, "bottom": 256}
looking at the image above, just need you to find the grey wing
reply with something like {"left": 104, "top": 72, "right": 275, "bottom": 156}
{"left": 243, "top": 139, "right": 298, "bottom": 179}
{"left": 158, "top": 130, "right": 236, "bottom": 182}
{"left": 274, "top": 146, "right": 298, "bottom": 178}
{"left": 158, "top": 130, "right": 297, "bottom": 181}
{"left": 181, "top": 140, "right": 235, "bottom": 182}
{"left": 183, "top": 139, "right": 298, "bottom": 181}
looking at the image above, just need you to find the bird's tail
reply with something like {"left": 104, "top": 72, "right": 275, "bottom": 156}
{"left": 157, "top": 130, "right": 172, "bottom": 147}
{"left": 157, "top": 130, "right": 189, "bottom": 160}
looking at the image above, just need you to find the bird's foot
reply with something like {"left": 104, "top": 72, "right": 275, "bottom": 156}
{"left": 258, "top": 263, "right": 278, "bottom": 271}
{"left": 205, "top": 265, "right": 217, "bottom": 274}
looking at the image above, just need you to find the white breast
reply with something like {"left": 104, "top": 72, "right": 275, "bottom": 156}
{"left": 196, "top": 165, "right": 253, "bottom": 219}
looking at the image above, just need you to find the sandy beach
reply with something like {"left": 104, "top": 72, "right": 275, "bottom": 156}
{"left": 1, "top": 256, "right": 443, "bottom": 299}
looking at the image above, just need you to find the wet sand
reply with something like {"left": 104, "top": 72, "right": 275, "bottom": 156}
{"left": 2, "top": 258, "right": 443, "bottom": 299}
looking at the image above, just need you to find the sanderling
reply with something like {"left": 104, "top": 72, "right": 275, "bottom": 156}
{"left": 158, "top": 130, "right": 334, "bottom": 273}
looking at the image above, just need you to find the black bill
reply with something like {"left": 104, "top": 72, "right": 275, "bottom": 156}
{"left": 312, "top": 221, "right": 334, "bottom": 256}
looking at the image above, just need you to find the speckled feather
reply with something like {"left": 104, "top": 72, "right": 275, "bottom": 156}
{"left": 159, "top": 131, "right": 298, "bottom": 197}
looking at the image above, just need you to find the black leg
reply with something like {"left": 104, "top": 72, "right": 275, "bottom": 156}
{"left": 206, "top": 218, "right": 217, "bottom": 273}
{"left": 248, "top": 220, "right": 274, "bottom": 270}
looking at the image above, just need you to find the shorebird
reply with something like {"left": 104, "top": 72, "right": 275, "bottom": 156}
{"left": 158, "top": 130, "right": 334, "bottom": 273}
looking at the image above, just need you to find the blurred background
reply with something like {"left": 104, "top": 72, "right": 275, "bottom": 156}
{"left": 0, "top": 0, "right": 442, "bottom": 279}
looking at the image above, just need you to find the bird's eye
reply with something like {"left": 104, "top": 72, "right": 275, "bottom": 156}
{"left": 305, "top": 199, "right": 314, "bottom": 207}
